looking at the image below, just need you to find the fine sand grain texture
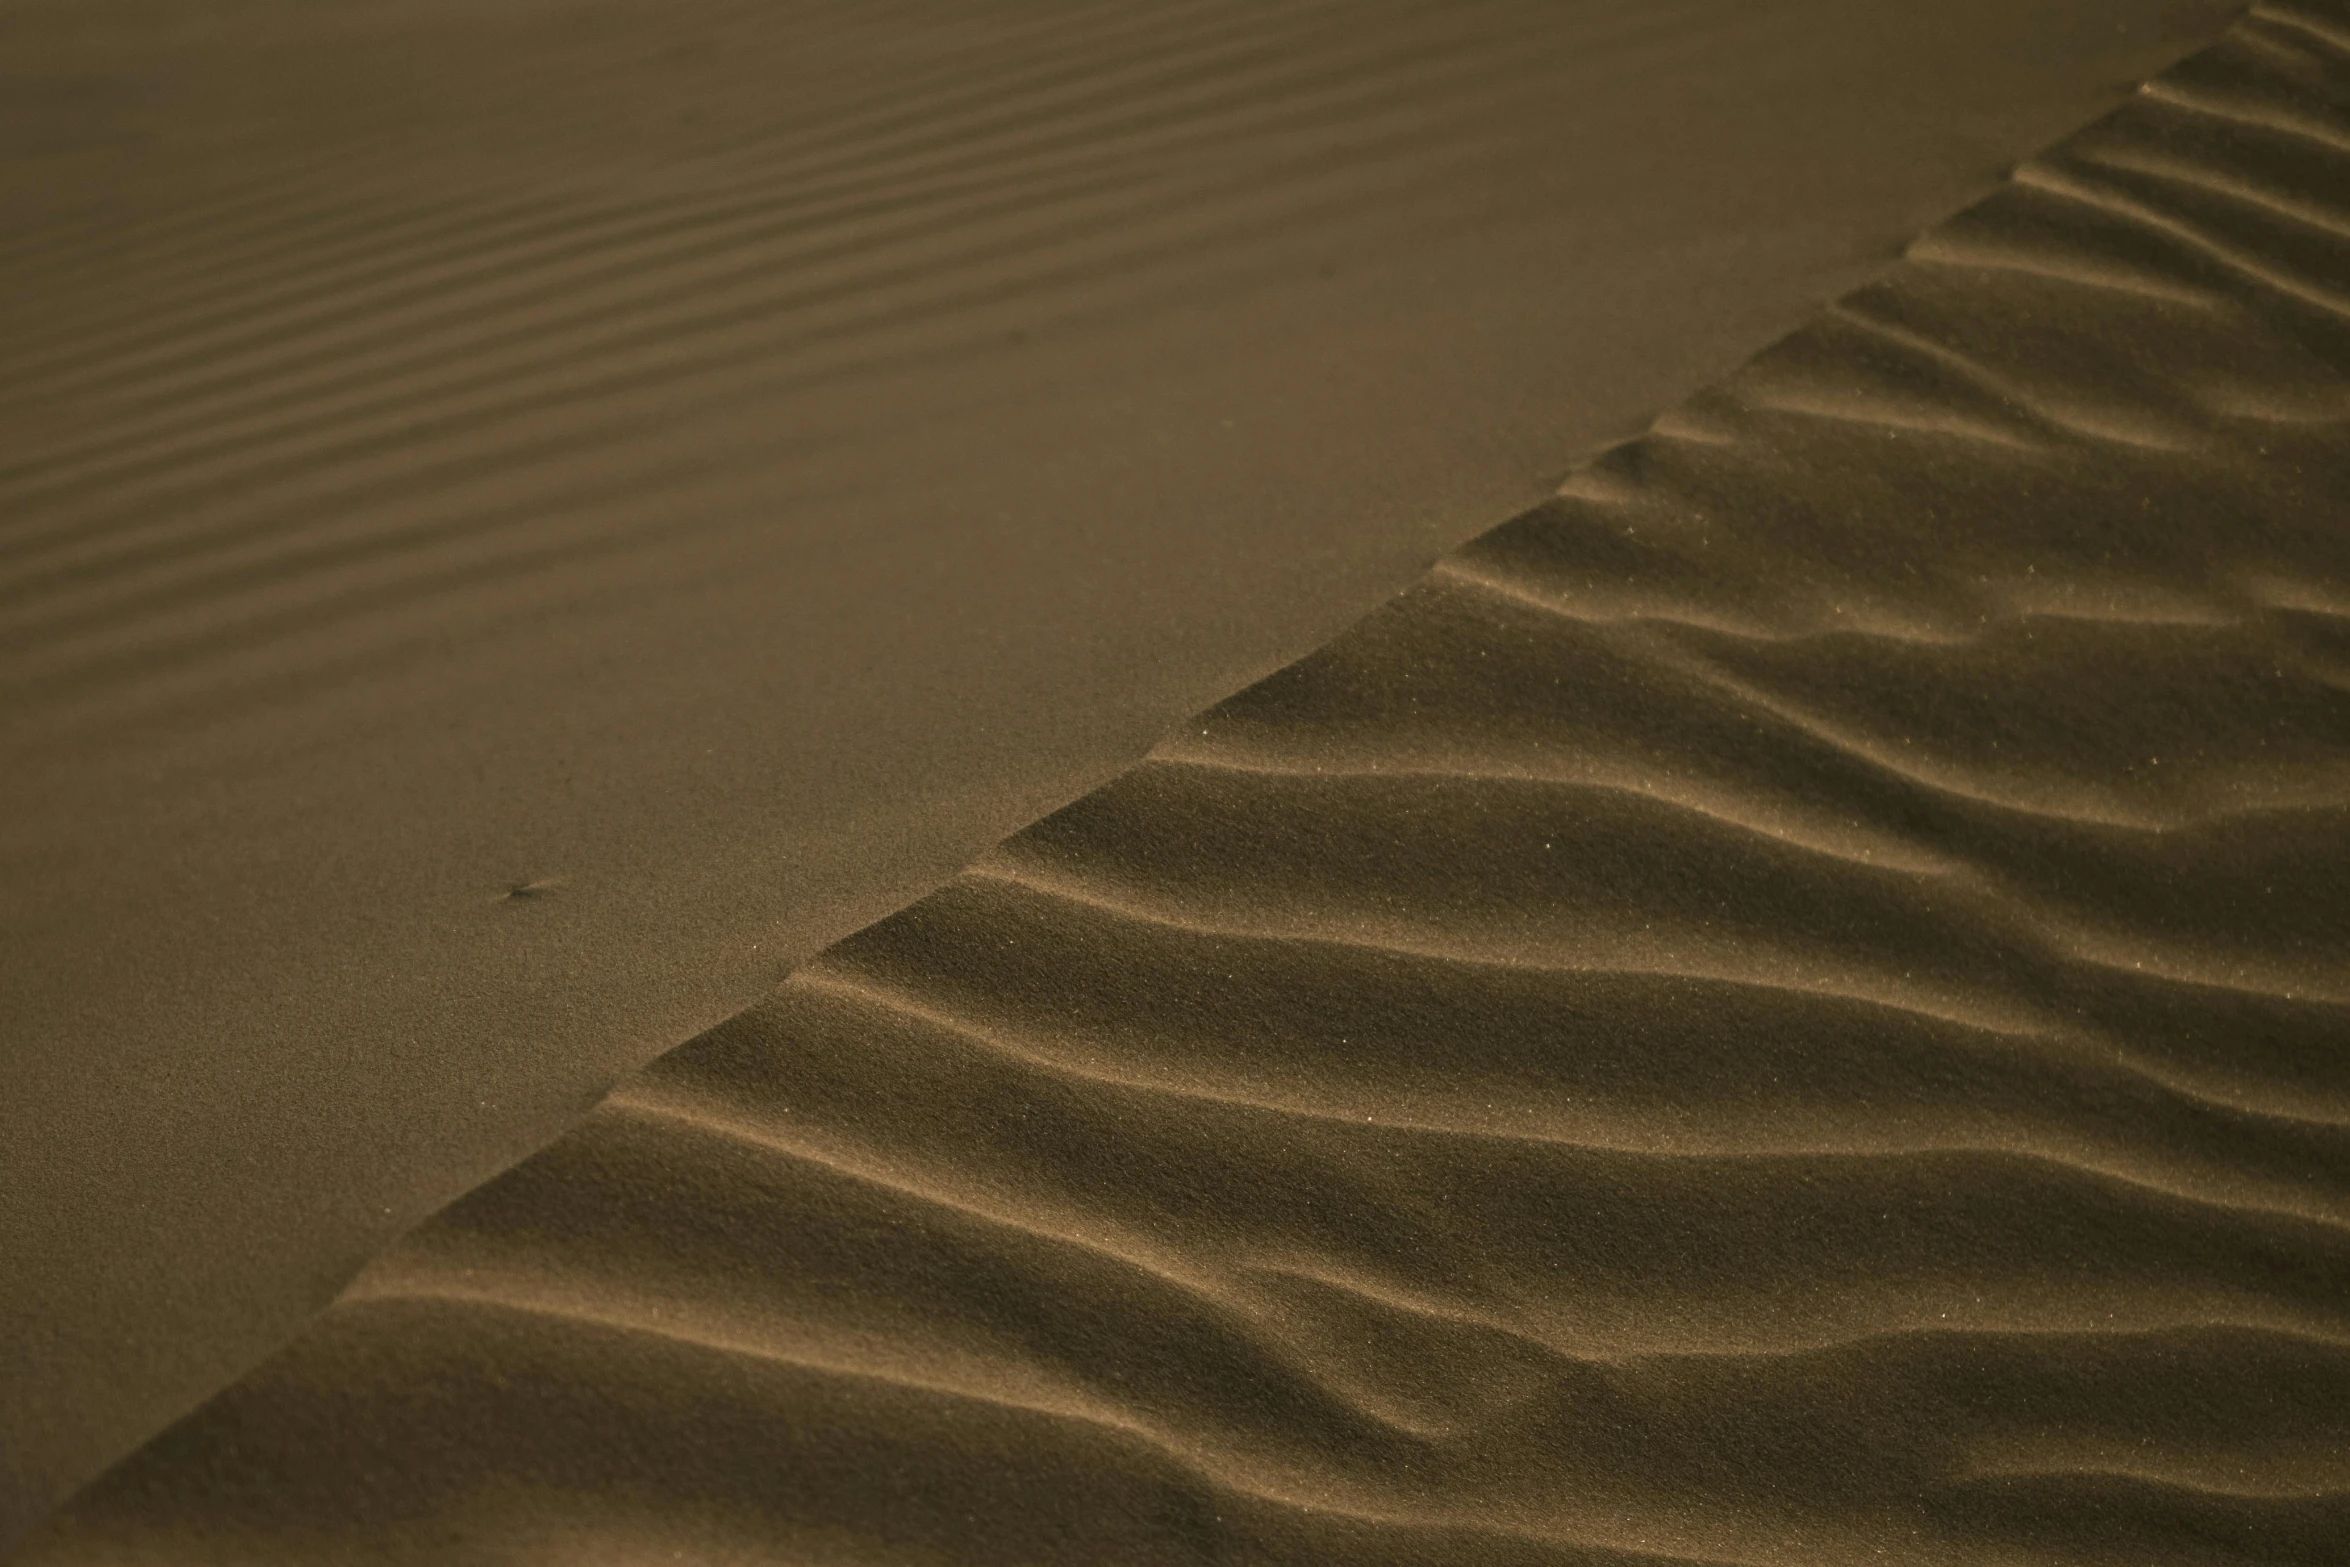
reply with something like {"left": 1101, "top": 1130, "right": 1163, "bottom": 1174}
{"left": 0, "top": 0, "right": 2246, "bottom": 1536}
{"left": 26, "top": 2, "right": 2350, "bottom": 1561}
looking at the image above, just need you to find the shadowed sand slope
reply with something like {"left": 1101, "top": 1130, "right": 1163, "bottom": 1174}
{"left": 26, "top": 4, "right": 2350, "bottom": 1564}
{"left": 0, "top": 0, "right": 2246, "bottom": 1534}
{"left": 27, "top": 2, "right": 2350, "bottom": 1562}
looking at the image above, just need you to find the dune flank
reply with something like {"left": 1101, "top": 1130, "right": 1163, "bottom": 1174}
{"left": 0, "top": 0, "right": 2239, "bottom": 1535}
{"left": 22, "top": 2, "right": 2350, "bottom": 1562}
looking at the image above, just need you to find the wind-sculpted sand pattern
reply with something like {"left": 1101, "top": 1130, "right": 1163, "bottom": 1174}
{"left": 31, "top": 4, "right": 2350, "bottom": 1562}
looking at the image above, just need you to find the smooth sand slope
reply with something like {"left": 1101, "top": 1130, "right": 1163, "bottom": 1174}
{"left": 26, "top": 2, "right": 2350, "bottom": 1561}
{"left": 0, "top": 0, "right": 2242, "bottom": 1536}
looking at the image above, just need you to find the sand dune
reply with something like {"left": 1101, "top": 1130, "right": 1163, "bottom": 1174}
{"left": 2, "top": 0, "right": 2247, "bottom": 1536}
{"left": 23, "top": 3, "right": 2350, "bottom": 1560}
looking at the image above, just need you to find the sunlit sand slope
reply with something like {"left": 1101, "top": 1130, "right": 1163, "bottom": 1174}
{"left": 28, "top": 3, "right": 2350, "bottom": 1561}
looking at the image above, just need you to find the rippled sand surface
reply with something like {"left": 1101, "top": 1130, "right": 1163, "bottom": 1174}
{"left": 27, "top": 3, "right": 2350, "bottom": 1561}
{"left": 3, "top": 0, "right": 2235, "bottom": 1536}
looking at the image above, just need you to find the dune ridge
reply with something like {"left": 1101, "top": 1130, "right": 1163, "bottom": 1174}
{"left": 26, "top": 3, "right": 2350, "bottom": 1562}
{"left": 4, "top": 0, "right": 2259, "bottom": 1538}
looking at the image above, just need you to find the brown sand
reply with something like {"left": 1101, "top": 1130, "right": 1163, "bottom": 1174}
{"left": 0, "top": 0, "right": 2248, "bottom": 1538}
{"left": 21, "top": 1, "right": 2350, "bottom": 1560}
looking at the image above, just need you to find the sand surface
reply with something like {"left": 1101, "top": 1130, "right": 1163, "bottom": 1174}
{"left": 0, "top": 0, "right": 2250, "bottom": 1537}
{"left": 21, "top": 1, "right": 2350, "bottom": 1559}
